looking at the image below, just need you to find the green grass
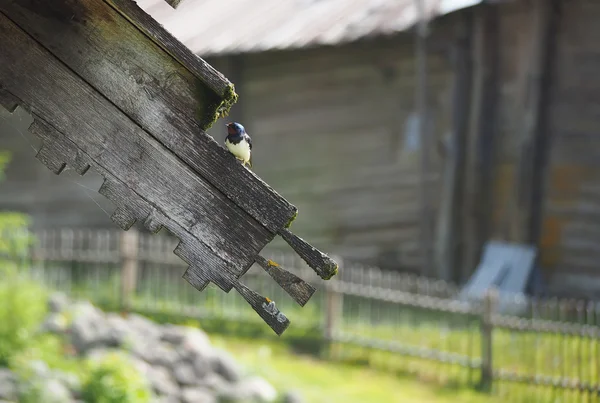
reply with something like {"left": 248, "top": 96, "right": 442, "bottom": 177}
{"left": 209, "top": 335, "right": 502, "bottom": 403}
{"left": 37, "top": 265, "right": 600, "bottom": 403}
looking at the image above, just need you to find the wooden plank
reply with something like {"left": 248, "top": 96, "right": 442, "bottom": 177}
{"left": 254, "top": 255, "right": 316, "bottom": 307}
{"left": 0, "top": 14, "right": 271, "bottom": 274}
{"left": 508, "top": 0, "right": 559, "bottom": 243}
{"left": 434, "top": 11, "right": 473, "bottom": 282}
{"left": 0, "top": 0, "right": 297, "bottom": 233}
{"left": 0, "top": 87, "right": 19, "bottom": 112}
{"left": 103, "top": 0, "right": 231, "bottom": 99}
{"left": 460, "top": 4, "right": 500, "bottom": 279}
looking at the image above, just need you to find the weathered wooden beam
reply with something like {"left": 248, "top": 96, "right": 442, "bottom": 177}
{"left": 508, "top": 0, "right": 558, "bottom": 244}
{"left": 434, "top": 10, "right": 473, "bottom": 283}
{"left": 460, "top": 3, "right": 500, "bottom": 280}
{"left": 0, "top": 0, "right": 297, "bottom": 234}
{"left": 254, "top": 255, "right": 316, "bottom": 307}
{"left": 0, "top": 6, "right": 338, "bottom": 333}
{"left": 104, "top": 0, "right": 229, "bottom": 99}
{"left": 163, "top": 0, "right": 183, "bottom": 9}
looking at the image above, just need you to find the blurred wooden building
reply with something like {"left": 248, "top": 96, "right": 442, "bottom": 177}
{"left": 2, "top": 0, "right": 600, "bottom": 298}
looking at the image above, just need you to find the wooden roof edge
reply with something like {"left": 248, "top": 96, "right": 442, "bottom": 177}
{"left": 104, "top": 0, "right": 238, "bottom": 125}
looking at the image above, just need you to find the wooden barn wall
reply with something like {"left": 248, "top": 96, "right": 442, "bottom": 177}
{"left": 484, "top": 0, "right": 600, "bottom": 298}
{"left": 537, "top": 0, "right": 600, "bottom": 298}
{"left": 487, "top": 0, "right": 538, "bottom": 242}
{"left": 207, "top": 28, "right": 457, "bottom": 273}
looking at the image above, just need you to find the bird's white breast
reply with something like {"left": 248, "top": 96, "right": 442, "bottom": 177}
{"left": 225, "top": 138, "right": 251, "bottom": 162}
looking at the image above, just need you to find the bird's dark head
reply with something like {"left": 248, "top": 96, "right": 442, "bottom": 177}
{"left": 226, "top": 122, "right": 245, "bottom": 136}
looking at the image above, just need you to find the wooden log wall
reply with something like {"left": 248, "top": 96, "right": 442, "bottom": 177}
{"left": 206, "top": 31, "right": 457, "bottom": 274}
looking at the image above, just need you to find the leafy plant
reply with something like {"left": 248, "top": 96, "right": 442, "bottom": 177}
{"left": 0, "top": 274, "right": 48, "bottom": 366}
{"left": 82, "top": 352, "right": 154, "bottom": 403}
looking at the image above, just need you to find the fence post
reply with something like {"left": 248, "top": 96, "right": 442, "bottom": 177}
{"left": 120, "top": 228, "right": 139, "bottom": 313}
{"left": 480, "top": 287, "right": 498, "bottom": 391}
{"left": 324, "top": 256, "right": 343, "bottom": 344}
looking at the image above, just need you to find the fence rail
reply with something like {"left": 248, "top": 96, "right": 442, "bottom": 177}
{"left": 5, "top": 227, "right": 600, "bottom": 402}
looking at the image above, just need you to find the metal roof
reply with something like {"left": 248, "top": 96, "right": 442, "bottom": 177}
{"left": 137, "top": 0, "right": 483, "bottom": 56}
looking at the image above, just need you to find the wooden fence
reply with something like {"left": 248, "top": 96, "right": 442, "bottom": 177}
{"left": 11, "top": 228, "right": 600, "bottom": 402}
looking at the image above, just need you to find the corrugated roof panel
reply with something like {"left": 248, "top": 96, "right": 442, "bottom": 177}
{"left": 138, "top": 0, "right": 485, "bottom": 56}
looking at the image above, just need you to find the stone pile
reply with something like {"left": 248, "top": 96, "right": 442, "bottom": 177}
{"left": 0, "top": 293, "right": 303, "bottom": 403}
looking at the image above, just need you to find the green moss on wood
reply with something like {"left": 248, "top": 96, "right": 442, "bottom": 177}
{"left": 284, "top": 208, "right": 298, "bottom": 229}
{"left": 197, "top": 82, "right": 238, "bottom": 130}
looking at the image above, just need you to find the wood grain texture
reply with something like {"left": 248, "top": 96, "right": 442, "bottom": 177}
{"left": 0, "top": 0, "right": 297, "bottom": 234}
{"left": 0, "top": 87, "right": 19, "bottom": 113}
{"left": 103, "top": 0, "right": 231, "bottom": 99}
{"left": 163, "top": 0, "right": 183, "bottom": 9}
{"left": 181, "top": 250, "right": 290, "bottom": 336}
{"left": 279, "top": 228, "right": 338, "bottom": 280}
{"left": 254, "top": 255, "right": 316, "bottom": 307}
{"left": 0, "top": 14, "right": 270, "bottom": 276}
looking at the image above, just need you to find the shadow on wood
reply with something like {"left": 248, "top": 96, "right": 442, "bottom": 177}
{"left": 0, "top": 0, "right": 338, "bottom": 335}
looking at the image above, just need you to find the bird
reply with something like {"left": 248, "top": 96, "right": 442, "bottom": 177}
{"left": 225, "top": 122, "right": 252, "bottom": 168}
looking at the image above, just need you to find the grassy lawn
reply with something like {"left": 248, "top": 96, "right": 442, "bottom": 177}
{"left": 209, "top": 335, "right": 502, "bottom": 403}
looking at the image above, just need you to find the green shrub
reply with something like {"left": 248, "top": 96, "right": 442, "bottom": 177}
{"left": 0, "top": 273, "right": 48, "bottom": 366}
{"left": 82, "top": 352, "right": 154, "bottom": 403}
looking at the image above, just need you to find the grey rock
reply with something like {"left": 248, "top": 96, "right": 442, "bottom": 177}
{"left": 180, "top": 387, "right": 216, "bottom": 403}
{"left": 21, "top": 378, "right": 71, "bottom": 403}
{"left": 150, "top": 344, "right": 181, "bottom": 369}
{"left": 53, "top": 371, "right": 81, "bottom": 398}
{"left": 70, "top": 304, "right": 112, "bottom": 353}
{"left": 131, "top": 341, "right": 180, "bottom": 371}
{"left": 230, "top": 376, "right": 277, "bottom": 403}
{"left": 176, "top": 329, "right": 212, "bottom": 363}
{"left": 196, "top": 374, "right": 228, "bottom": 395}
{"left": 70, "top": 301, "right": 101, "bottom": 321}
{"left": 105, "top": 313, "right": 136, "bottom": 347}
{"left": 85, "top": 347, "right": 112, "bottom": 361}
{"left": 209, "top": 350, "right": 242, "bottom": 383}
{"left": 48, "top": 292, "right": 69, "bottom": 313}
{"left": 173, "top": 363, "right": 197, "bottom": 386}
{"left": 148, "top": 366, "right": 180, "bottom": 397}
{"left": 27, "top": 360, "right": 50, "bottom": 378}
{"left": 43, "top": 379, "right": 72, "bottom": 403}
{"left": 154, "top": 396, "right": 181, "bottom": 403}
{"left": 160, "top": 325, "right": 189, "bottom": 345}
{"left": 0, "top": 369, "right": 17, "bottom": 401}
{"left": 127, "top": 314, "right": 161, "bottom": 340}
{"left": 282, "top": 390, "right": 304, "bottom": 403}
{"left": 41, "top": 313, "right": 68, "bottom": 334}
{"left": 191, "top": 354, "right": 210, "bottom": 379}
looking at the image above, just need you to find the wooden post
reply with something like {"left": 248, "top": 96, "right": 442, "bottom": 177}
{"left": 461, "top": 4, "right": 500, "bottom": 281}
{"left": 507, "top": 0, "right": 558, "bottom": 244}
{"left": 480, "top": 287, "right": 497, "bottom": 390}
{"left": 120, "top": 228, "right": 139, "bottom": 313}
{"left": 414, "top": 0, "right": 434, "bottom": 277}
{"left": 434, "top": 10, "right": 473, "bottom": 282}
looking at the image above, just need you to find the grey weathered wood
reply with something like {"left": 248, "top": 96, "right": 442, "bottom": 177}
{"left": 181, "top": 250, "right": 290, "bottom": 336}
{"left": 508, "top": 0, "right": 557, "bottom": 244}
{"left": 461, "top": 4, "right": 499, "bottom": 278}
{"left": 434, "top": 13, "right": 473, "bottom": 282}
{"left": 163, "top": 0, "right": 183, "bottom": 9}
{"left": 480, "top": 288, "right": 497, "bottom": 391}
{"left": 0, "top": 0, "right": 297, "bottom": 234}
{"left": 279, "top": 228, "right": 338, "bottom": 280}
{"left": 414, "top": 0, "right": 434, "bottom": 277}
{"left": 104, "top": 0, "right": 231, "bottom": 101}
{"left": 0, "top": 16, "right": 271, "bottom": 273}
{"left": 0, "top": 87, "right": 19, "bottom": 113}
{"left": 254, "top": 255, "right": 316, "bottom": 307}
